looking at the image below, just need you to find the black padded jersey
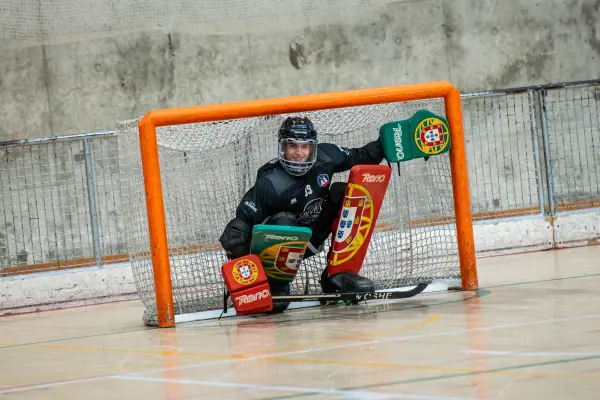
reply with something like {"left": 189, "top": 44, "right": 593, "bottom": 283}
{"left": 235, "top": 140, "right": 385, "bottom": 229}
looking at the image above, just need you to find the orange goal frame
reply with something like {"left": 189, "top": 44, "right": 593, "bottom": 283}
{"left": 138, "top": 81, "right": 479, "bottom": 327}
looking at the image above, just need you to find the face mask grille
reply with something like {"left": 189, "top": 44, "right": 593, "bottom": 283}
{"left": 278, "top": 139, "right": 317, "bottom": 176}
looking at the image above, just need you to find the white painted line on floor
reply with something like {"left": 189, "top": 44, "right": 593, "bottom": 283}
{"left": 466, "top": 349, "right": 600, "bottom": 357}
{"left": 111, "top": 375, "right": 487, "bottom": 400}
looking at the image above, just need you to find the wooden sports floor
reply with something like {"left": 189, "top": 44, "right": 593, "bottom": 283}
{"left": 1, "top": 246, "right": 599, "bottom": 399}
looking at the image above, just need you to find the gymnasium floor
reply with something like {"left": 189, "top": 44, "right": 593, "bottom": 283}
{"left": 1, "top": 246, "right": 599, "bottom": 400}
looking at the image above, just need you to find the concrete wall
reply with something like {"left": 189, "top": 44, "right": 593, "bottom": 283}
{"left": 1, "top": 0, "right": 600, "bottom": 140}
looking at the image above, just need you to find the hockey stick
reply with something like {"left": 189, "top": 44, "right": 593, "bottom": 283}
{"left": 219, "top": 283, "right": 429, "bottom": 318}
{"left": 271, "top": 283, "right": 428, "bottom": 303}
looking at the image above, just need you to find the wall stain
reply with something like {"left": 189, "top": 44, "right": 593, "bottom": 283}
{"left": 111, "top": 32, "right": 178, "bottom": 115}
{"left": 196, "top": 46, "right": 219, "bottom": 71}
{"left": 487, "top": 32, "right": 554, "bottom": 88}
{"left": 582, "top": 0, "right": 600, "bottom": 55}
{"left": 287, "top": 13, "right": 390, "bottom": 70}
{"left": 289, "top": 40, "right": 306, "bottom": 69}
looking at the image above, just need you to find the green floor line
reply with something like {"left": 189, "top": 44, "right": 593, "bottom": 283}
{"left": 261, "top": 354, "right": 600, "bottom": 400}
{"left": 483, "top": 273, "right": 600, "bottom": 289}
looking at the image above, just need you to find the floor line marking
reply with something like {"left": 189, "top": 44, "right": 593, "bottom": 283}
{"left": 255, "top": 356, "right": 600, "bottom": 381}
{"left": 244, "top": 313, "right": 441, "bottom": 356}
{"left": 0, "top": 313, "right": 438, "bottom": 389}
{"left": 3, "top": 314, "right": 440, "bottom": 361}
{"left": 465, "top": 349, "right": 600, "bottom": 357}
{"left": 260, "top": 355, "right": 600, "bottom": 400}
{"left": 27, "top": 344, "right": 247, "bottom": 359}
{"left": 242, "top": 312, "right": 600, "bottom": 360}
{"left": 3, "top": 310, "right": 600, "bottom": 395}
{"left": 111, "top": 375, "right": 487, "bottom": 400}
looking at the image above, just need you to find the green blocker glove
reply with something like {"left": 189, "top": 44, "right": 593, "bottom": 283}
{"left": 379, "top": 109, "right": 451, "bottom": 163}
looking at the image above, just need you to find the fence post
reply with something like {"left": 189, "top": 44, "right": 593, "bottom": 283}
{"left": 83, "top": 138, "right": 103, "bottom": 268}
{"left": 528, "top": 90, "right": 547, "bottom": 216}
{"left": 537, "top": 89, "right": 556, "bottom": 215}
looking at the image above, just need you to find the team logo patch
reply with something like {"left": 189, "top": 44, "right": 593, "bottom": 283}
{"left": 258, "top": 241, "right": 309, "bottom": 282}
{"left": 275, "top": 246, "right": 304, "bottom": 274}
{"left": 414, "top": 117, "right": 450, "bottom": 155}
{"left": 298, "top": 197, "right": 324, "bottom": 224}
{"left": 317, "top": 173, "right": 329, "bottom": 187}
{"left": 232, "top": 258, "right": 259, "bottom": 285}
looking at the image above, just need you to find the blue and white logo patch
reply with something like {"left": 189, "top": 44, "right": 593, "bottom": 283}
{"left": 317, "top": 174, "right": 329, "bottom": 187}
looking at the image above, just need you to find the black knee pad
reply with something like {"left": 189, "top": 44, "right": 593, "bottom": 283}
{"left": 219, "top": 217, "right": 251, "bottom": 259}
{"left": 264, "top": 212, "right": 298, "bottom": 227}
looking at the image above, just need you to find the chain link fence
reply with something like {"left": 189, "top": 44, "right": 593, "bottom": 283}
{"left": 1, "top": 80, "right": 599, "bottom": 278}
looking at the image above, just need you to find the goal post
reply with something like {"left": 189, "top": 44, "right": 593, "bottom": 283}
{"left": 124, "top": 81, "right": 478, "bottom": 328}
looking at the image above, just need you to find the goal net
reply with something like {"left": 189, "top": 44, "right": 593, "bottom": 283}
{"left": 116, "top": 84, "right": 476, "bottom": 326}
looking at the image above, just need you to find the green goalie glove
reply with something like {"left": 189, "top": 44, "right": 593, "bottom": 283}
{"left": 379, "top": 109, "right": 451, "bottom": 163}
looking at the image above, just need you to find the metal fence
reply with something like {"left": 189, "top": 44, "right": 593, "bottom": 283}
{"left": 542, "top": 84, "right": 600, "bottom": 212}
{"left": 0, "top": 132, "right": 126, "bottom": 277}
{"left": 462, "top": 89, "right": 544, "bottom": 220}
{"left": 1, "top": 79, "right": 599, "bottom": 278}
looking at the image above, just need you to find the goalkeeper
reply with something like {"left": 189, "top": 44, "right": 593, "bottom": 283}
{"left": 219, "top": 116, "right": 385, "bottom": 312}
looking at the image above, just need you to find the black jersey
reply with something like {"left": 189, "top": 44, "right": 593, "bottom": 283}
{"left": 235, "top": 139, "right": 385, "bottom": 230}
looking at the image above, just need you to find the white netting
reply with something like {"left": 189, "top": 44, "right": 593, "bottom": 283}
{"left": 117, "top": 100, "right": 462, "bottom": 325}
{"left": 1, "top": 0, "right": 379, "bottom": 48}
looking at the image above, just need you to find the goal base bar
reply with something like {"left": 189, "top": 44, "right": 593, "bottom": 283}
{"left": 156, "top": 279, "right": 461, "bottom": 325}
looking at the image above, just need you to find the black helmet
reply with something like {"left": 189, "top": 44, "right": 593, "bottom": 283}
{"left": 277, "top": 117, "right": 318, "bottom": 176}
{"left": 278, "top": 117, "right": 317, "bottom": 141}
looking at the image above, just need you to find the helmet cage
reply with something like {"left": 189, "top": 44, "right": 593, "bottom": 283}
{"left": 278, "top": 138, "right": 317, "bottom": 176}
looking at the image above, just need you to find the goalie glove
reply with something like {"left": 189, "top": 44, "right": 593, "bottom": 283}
{"left": 221, "top": 254, "right": 273, "bottom": 315}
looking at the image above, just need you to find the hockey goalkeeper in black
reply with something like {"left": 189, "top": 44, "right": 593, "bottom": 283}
{"left": 219, "top": 116, "right": 385, "bottom": 313}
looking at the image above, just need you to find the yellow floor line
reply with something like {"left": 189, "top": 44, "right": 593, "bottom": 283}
{"left": 30, "top": 344, "right": 247, "bottom": 359}
{"left": 256, "top": 356, "right": 600, "bottom": 382}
